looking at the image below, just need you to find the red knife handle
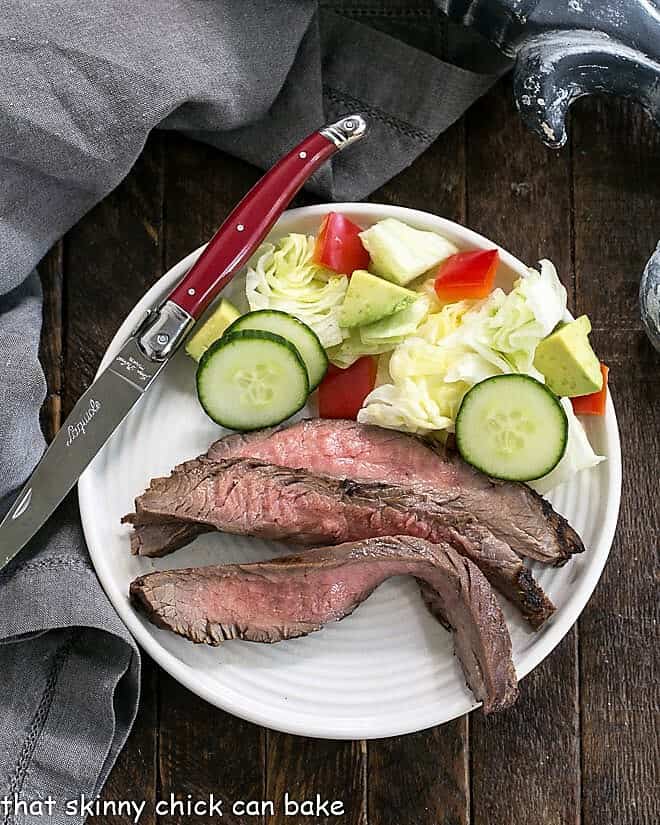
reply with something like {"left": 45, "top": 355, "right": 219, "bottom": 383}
{"left": 168, "top": 116, "right": 366, "bottom": 320}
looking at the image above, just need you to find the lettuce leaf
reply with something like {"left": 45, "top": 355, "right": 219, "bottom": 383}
{"left": 246, "top": 234, "right": 349, "bottom": 348}
{"left": 359, "top": 218, "right": 458, "bottom": 285}
{"left": 359, "top": 295, "right": 430, "bottom": 344}
{"left": 327, "top": 331, "right": 396, "bottom": 369}
{"left": 328, "top": 295, "right": 430, "bottom": 368}
{"left": 529, "top": 398, "right": 605, "bottom": 494}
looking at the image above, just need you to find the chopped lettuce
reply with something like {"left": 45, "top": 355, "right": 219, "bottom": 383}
{"left": 359, "top": 295, "right": 430, "bottom": 344}
{"left": 359, "top": 218, "right": 458, "bottom": 285}
{"left": 529, "top": 398, "right": 605, "bottom": 494}
{"left": 359, "top": 260, "right": 568, "bottom": 434}
{"left": 327, "top": 331, "right": 395, "bottom": 369}
{"left": 246, "top": 234, "right": 348, "bottom": 348}
{"left": 328, "top": 295, "right": 430, "bottom": 368}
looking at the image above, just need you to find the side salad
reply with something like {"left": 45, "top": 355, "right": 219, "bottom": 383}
{"left": 184, "top": 212, "right": 607, "bottom": 493}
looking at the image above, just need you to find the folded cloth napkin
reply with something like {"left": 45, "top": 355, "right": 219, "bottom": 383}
{"left": 0, "top": 1, "right": 509, "bottom": 820}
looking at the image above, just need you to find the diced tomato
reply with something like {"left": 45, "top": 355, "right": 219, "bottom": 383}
{"left": 313, "top": 212, "right": 370, "bottom": 275}
{"left": 318, "top": 357, "right": 377, "bottom": 420}
{"left": 571, "top": 364, "right": 609, "bottom": 416}
{"left": 434, "top": 248, "right": 499, "bottom": 302}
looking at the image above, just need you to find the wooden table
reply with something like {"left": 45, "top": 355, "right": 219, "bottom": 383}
{"left": 39, "top": 79, "right": 658, "bottom": 825}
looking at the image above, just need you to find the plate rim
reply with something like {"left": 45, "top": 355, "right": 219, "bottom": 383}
{"left": 79, "top": 203, "right": 622, "bottom": 739}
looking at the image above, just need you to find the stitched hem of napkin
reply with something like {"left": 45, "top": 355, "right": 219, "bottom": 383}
{"left": 1, "top": 632, "right": 79, "bottom": 825}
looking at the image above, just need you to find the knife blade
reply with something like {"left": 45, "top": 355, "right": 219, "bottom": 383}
{"left": 0, "top": 114, "right": 368, "bottom": 571}
{"left": 0, "top": 338, "right": 166, "bottom": 568}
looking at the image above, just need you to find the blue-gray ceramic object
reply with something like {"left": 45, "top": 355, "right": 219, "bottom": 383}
{"left": 438, "top": 0, "right": 660, "bottom": 147}
{"left": 640, "top": 242, "right": 660, "bottom": 352}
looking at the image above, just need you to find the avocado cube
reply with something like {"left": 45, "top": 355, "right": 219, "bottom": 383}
{"left": 533, "top": 315, "right": 603, "bottom": 397}
{"left": 185, "top": 298, "right": 241, "bottom": 362}
{"left": 338, "top": 270, "right": 418, "bottom": 328}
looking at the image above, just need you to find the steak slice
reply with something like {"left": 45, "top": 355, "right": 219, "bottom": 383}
{"left": 130, "top": 419, "right": 583, "bottom": 564}
{"left": 129, "top": 520, "right": 212, "bottom": 558}
{"left": 130, "top": 535, "right": 519, "bottom": 714}
{"left": 123, "top": 457, "right": 555, "bottom": 627}
{"left": 207, "top": 419, "right": 583, "bottom": 565}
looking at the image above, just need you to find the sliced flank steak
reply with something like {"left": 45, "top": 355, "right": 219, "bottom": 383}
{"left": 123, "top": 457, "right": 555, "bottom": 627}
{"left": 206, "top": 419, "right": 583, "bottom": 565}
{"left": 130, "top": 535, "right": 519, "bottom": 714}
{"left": 126, "top": 419, "right": 583, "bottom": 566}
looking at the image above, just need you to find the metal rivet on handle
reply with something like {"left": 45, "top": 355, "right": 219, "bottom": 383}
{"left": 344, "top": 119, "right": 355, "bottom": 130}
{"left": 299, "top": 151, "right": 307, "bottom": 159}
{"left": 237, "top": 224, "right": 245, "bottom": 232}
{"left": 188, "top": 288, "right": 196, "bottom": 296}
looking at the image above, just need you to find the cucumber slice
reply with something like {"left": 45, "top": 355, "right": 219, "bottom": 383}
{"left": 196, "top": 330, "right": 309, "bottom": 430}
{"left": 226, "top": 309, "right": 328, "bottom": 390}
{"left": 455, "top": 375, "right": 567, "bottom": 481}
{"left": 185, "top": 298, "right": 240, "bottom": 362}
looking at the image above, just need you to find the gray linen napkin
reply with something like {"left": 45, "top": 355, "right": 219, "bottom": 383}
{"left": 0, "top": 2, "right": 508, "bottom": 821}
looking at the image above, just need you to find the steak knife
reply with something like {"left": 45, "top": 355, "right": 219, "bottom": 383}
{"left": 0, "top": 114, "right": 368, "bottom": 571}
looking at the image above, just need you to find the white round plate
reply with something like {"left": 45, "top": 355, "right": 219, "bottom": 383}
{"left": 79, "top": 204, "right": 621, "bottom": 739}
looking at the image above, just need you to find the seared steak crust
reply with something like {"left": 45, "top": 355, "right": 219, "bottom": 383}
{"left": 124, "top": 457, "right": 555, "bottom": 627}
{"left": 127, "top": 419, "right": 583, "bottom": 565}
{"left": 130, "top": 535, "right": 519, "bottom": 714}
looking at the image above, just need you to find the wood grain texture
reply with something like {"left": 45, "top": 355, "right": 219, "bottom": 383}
{"left": 38, "top": 241, "right": 63, "bottom": 441}
{"left": 158, "top": 673, "right": 265, "bottom": 825}
{"left": 367, "top": 118, "right": 470, "bottom": 825}
{"left": 572, "top": 98, "right": 660, "bottom": 330}
{"left": 266, "top": 735, "right": 366, "bottom": 825}
{"left": 369, "top": 725, "right": 469, "bottom": 825}
{"left": 573, "top": 97, "right": 660, "bottom": 825}
{"left": 466, "top": 80, "right": 581, "bottom": 825}
{"left": 62, "top": 134, "right": 165, "bottom": 824}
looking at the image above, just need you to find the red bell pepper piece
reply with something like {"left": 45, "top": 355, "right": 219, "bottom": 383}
{"left": 318, "top": 357, "right": 377, "bottom": 420}
{"left": 434, "top": 248, "right": 499, "bottom": 302}
{"left": 313, "top": 212, "right": 370, "bottom": 275}
{"left": 571, "top": 363, "right": 609, "bottom": 416}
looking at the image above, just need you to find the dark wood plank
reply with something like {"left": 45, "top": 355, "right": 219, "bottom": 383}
{"left": 63, "top": 133, "right": 165, "bottom": 823}
{"left": 369, "top": 725, "right": 469, "bottom": 825}
{"left": 466, "top": 80, "right": 581, "bottom": 825}
{"left": 572, "top": 98, "right": 660, "bottom": 330}
{"left": 266, "top": 735, "right": 366, "bottom": 825}
{"left": 367, "top": 118, "right": 470, "bottom": 825}
{"left": 38, "top": 241, "right": 64, "bottom": 441}
{"left": 158, "top": 132, "right": 268, "bottom": 825}
{"left": 573, "top": 97, "right": 660, "bottom": 825}
{"left": 158, "top": 673, "right": 265, "bottom": 825}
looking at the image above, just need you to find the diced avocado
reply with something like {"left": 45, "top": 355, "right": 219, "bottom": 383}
{"left": 338, "top": 270, "right": 417, "bottom": 328}
{"left": 185, "top": 298, "right": 240, "bottom": 362}
{"left": 359, "top": 218, "right": 458, "bottom": 285}
{"left": 533, "top": 315, "right": 603, "bottom": 397}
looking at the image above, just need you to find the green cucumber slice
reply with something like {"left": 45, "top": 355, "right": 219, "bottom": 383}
{"left": 196, "top": 330, "right": 309, "bottom": 430}
{"left": 455, "top": 375, "right": 568, "bottom": 481}
{"left": 226, "top": 309, "right": 328, "bottom": 390}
